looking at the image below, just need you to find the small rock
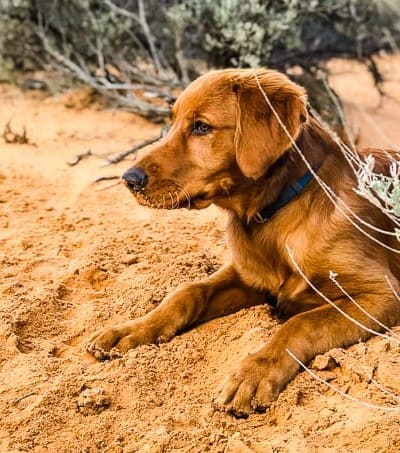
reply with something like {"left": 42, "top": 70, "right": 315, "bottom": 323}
{"left": 122, "top": 255, "right": 139, "bottom": 265}
{"left": 311, "top": 352, "right": 339, "bottom": 371}
{"left": 76, "top": 387, "right": 111, "bottom": 415}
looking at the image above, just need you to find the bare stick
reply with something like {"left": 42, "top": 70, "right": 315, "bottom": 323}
{"left": 386, "top": 275, "right": 400, "bottom": 303}
{"left": 95, "top": 180, "right": 122, "bottom": 191}
{"left": 36, "top": 23, "right": 170, "bottom": 121}
{"left": 92, "top": 176, "right": 120, "bottom": 184}
{"left": 67, "top": 149, "right": 92, "bottom": 166}
{"left": 103, "top": 136, "right": 160, "bottom": 166}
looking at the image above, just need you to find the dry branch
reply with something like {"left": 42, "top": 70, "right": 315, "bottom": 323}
{"left": 103, "top": 136, "right": 160, "bottom": 166}
{"left": 36, "top": 22, "right": 171, "bottom": 122}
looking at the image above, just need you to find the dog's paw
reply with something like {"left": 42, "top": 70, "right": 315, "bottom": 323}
{"left": 87, "top": 320, "right": 154, "bottom": 360}
{"left": 214, "top": 354, "right": 284, "bottom": 417}
{"left": 87, "top": 326, "right": 124, "bottom": 360}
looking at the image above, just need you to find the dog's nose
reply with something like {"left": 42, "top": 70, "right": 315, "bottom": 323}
{"left": 122, "top": 167, "right": 148, "bottom": 190}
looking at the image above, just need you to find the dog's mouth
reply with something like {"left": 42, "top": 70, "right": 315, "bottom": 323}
{"left": 124, "top": 179, "right": 212, "bottom": 210}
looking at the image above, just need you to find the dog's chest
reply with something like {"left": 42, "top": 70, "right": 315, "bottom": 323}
{"left": 227, "top": 221, "right": 291, "bottom": 294}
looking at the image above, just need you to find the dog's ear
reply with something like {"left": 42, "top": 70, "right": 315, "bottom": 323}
{"left": 233, "top": 69, "right": 308, "bottom": 180}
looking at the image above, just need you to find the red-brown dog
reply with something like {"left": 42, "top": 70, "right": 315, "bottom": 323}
{"left": 88, "top": 68, "right": 400, "bottom": 416}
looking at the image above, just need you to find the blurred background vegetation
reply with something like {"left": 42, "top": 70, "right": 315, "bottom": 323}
{"left": 0, "top": 0, "right": 399, "bottom": 121}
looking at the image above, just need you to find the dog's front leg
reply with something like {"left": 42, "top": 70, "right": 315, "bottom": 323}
{"left": 216, "top": 292, "right": 400, "bottom": 417}
{"left": 87, "top": 265, "right": 263, "bottom": 360}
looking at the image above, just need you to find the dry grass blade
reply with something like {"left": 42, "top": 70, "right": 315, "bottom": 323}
{"left": 361, "top": 344, "right": 400, "bottom": 401}
{"left": 255, "top": 75, "right": 400, "bottom": 253}
{"left": 286, "top": 348, "right": 400, "bottom": 411}
{"left": 329, "top": 272, "right": 400, "bottom": 341}
{"left": 286, "top": 245, "right": 396, "bottom": 342}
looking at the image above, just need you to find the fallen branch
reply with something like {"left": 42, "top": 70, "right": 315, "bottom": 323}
{"left": 103, "top": 136, "right": 160, "bottom": 166}
{"left": 36, "top": 22, "right": 171, "bottom": 122}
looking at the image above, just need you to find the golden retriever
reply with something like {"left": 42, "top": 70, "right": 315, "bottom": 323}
{"left": 88, "top": 68, "right": 400, "bottom": 417}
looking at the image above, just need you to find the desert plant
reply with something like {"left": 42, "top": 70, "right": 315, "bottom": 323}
{"left": 1, "top": 0, "right": 399, "bottom": 120}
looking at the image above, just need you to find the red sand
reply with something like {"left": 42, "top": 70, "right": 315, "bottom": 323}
{"left": 1, "top": 55, "right": 400, "bottom": 452}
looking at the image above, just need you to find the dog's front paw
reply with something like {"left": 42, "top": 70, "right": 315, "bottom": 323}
{"left": 214, "top": 353, "right": 287, "bottom": 417}
{"left": 87, "top": 326, "right": 124, "bottom": 360}
{"left": 87, "top": 319, "right": 156, "bottom": 360}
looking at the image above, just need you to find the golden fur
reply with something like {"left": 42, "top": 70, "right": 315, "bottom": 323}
{"left": 88, "top": 68, "right": 400, "bottom": 417}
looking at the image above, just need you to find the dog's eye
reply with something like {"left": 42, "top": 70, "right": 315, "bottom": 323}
{"left": 191, "top": 120, "right": 212, "bottom": 136}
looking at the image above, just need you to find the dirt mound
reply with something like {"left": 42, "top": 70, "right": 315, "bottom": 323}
{"left": 1, "top": 55, "right": 400, "bottom": 452}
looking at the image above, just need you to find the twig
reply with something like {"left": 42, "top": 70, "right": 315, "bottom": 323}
{"left": 12, "top": 392, "right": 37, "bottom": 405}
{"left": 92, "top": 176, "right": 120, "bottom": 184}
{"left": 169, "top": 13, "right": 190, "bottom": 85}
{"left": 67, "top": 149, "right": 92, "bottom": 166}
{"left": 366, "top": 56, "right": 385, "bottom": 98}
{"left": 138, "top": 0, "right": 163, "bottom": 77}
{"left": 103, "top": 136, "right": 160, "bottom": 166}
{"left": 385, "top": 275, "right": 400, "bottom": 303}
{"left": 95, "top": 180, "right": 122, "bottom": 191}
{"left": 103, "top": 0, "right": 140, "bottom": 23}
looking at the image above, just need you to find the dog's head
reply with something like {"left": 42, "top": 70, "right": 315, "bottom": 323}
{"left": 122, "top": 68, "right": 308, "bottom": 210}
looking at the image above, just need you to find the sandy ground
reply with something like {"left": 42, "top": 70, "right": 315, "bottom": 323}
{"left": 1, "top": 55, "right": 400, "bottom": 452}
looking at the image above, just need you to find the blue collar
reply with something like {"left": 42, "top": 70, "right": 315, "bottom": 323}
{"left": 254, "top": 169, "right": 315, "bottom": 223}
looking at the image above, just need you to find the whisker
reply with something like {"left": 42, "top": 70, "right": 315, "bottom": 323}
{"left": 169, "top": 192, "right": 175, "bottom": 209}
{"left": 174, "top": 182, "right": 191, "bottom": 209}
{"left": 174, "top": 191, "right": 180, "bottom": 209}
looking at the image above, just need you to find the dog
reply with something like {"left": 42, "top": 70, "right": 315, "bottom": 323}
{"left": 88, "top": 68, "right": 400, "bottom": 417}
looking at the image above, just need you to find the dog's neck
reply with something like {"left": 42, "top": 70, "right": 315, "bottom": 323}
{"left": 215, "top": 118, "right": 346, "bottom": 223}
